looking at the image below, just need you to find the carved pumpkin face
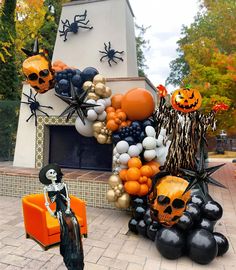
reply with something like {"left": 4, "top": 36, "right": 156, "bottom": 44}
{"left": 23, "top": 54, "right": 54, "bottom": 93}
{"left": 171, "top": 88, "right": 202, "bottom": 113}
{"left": 150, "top": 176, "right": 191, "bottom": 227}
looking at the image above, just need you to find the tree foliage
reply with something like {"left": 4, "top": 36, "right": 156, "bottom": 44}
{"left": 0, "top": 0, "right": 19, "bottom": 100}
{"left": 135, "top": 24, "right": 150, "bottom": 77}
{"left": 166, "top": 0, "right": 236, "bottom": 134}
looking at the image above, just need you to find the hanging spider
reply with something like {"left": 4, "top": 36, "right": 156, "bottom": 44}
{"left": 99, "top": 42, "right": 124, "bottom": 67}
{"left": 59, "top": 10, "right": 93, "bottom": 42}
{"left": 21, "top": 89, "right": 53, "bottom": 126}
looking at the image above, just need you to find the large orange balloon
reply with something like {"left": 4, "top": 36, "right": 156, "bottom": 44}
{"left": 121, "top": 88, "right": 155, "bottom": 120}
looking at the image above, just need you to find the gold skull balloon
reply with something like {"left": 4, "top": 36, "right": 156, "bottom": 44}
{"left": 22, "top": 54, "right": 54, "bottom": 93}
{"left": 150, "top": 175, "right": 191, "bottom": 227}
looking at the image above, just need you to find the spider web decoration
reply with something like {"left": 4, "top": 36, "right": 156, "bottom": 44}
{"left": 181, "top": 139, "right": 226, "bottom": 196}
{"left": 21, "top": 89, "right": 53, "bottom": 126}
{"left": 59, "top": 10, "right": 93, "bottom": 42}
{"left": 56, "top": 81, "right": 99, "bottom": 123}
{"left": 154, "top": 96, "right": 216, "bottom": 175}
{"left": 99, "top": 42, "right": 124, "bottom": 67}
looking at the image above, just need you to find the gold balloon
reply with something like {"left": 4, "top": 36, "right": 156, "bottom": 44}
{"left": 93, "top": 121, "right": 103, "bottom": 133}
{"left": 115, "top": 189, "right": 122, "bottom": 197}
{"left": 83, "top": 81, "right": 94, "bottom": 92}
{"left": 106, "top": 136, "right": 112, "bottom": 144}
{"left": 95, "top": 83, "right": 106, "bottom": 96}
{"left": 117, "top": 193, "right": 130, "bottom": 209}
{"left": 106, "top": 189, "right": 117, "bottom": 202}
{"left": 108, "top": 174, "right": 122, "bottom": 188}
{"left": 97, "top": 134, "right": 107, "bottom": 144}
{"left": 115, "top": 201, "right": 121, "bottom": 209}
{"left": 88, "top": 92, "right": 99, "bottom": 100}
{"left": 93, "top": 131, "right": 99, "bottom": 138}
{"left": 93, "top": 74, "right": 106, "bottom": 85}
{"left": 117, "top": 183, "right": 124, "bottom": 191}
{"left": 102, "top": 87, "right": 112, "bottom": 98}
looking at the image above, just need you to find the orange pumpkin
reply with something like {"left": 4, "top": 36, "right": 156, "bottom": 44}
{"left": 121, "top": 88, "right": 155, "bottom": 120}
{"left": 171, "top": 87, "right": 202, "bottom": 113}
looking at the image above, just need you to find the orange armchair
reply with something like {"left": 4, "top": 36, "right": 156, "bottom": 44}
{"left": 22, "top": 193, "right": 87, "bottom": 250}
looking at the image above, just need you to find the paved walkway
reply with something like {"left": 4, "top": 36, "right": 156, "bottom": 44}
{"left": 0, "top": 162, "right": 235, "bottom": 270}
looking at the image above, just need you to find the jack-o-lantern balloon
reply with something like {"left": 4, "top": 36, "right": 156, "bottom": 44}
{"left": 23, "top": 54, "right": 54, "bottom": 93}
{"left": 150, "top": 176, "right": 191, "bottom": 227}
{"left": 171, "top": 87, "right": 202, "bottom": 113}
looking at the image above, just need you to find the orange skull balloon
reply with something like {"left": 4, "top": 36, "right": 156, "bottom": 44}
{"left": 171, "top": 87, "right": 202, "bottom": 113}
{"left": 23, "top": 54, "right": 54, "bottom": 93}
{"left": 150, "top": 175, "right": 191, "bottom": 227}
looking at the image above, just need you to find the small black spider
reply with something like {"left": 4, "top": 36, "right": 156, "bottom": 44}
{"left": 21, "top": 89, "right": 53, "bottom": 126}
{"left": 99, "top": 42, "right": 124, "bottom": 67}
{"left": 59, "top": 10, "right": 93, "bottom": 42}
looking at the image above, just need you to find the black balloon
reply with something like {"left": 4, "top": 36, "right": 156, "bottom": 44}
{"left": 81, "top": 67, "right": 98, "bottom": 82}
{"left": 176, "top": 212, "right": 193, "bottom": 231}
{"left": 71, "top": 74, "right": 83, "bottom": 87}
{"left": 155, "top": 227, "right": 185, "bottom": 259}
{"left": 112, "top": 133, "right": 121, "bottom": 144}
{"left": 131, "top": 196, "right": 147, "bottom": 208}
{"left": 143, "top": 209, "right": 151, "bottom": 223}
{"left": 196, "top": 218, "right": 214, "bottom": 232}
{"left": 187, "top": 229, "right": 218, "bottom": 264}
{"left": 202, "top": 201, "right": 223, "bottom": 221}
{"left": 189, "top": 195, "right": 204, "bottom": 208}
{"left": 134, "top": 206, "right": 146, "bottom": 220}
{"left": 213, "top": 232, "right": 229, "bottom": 256}
{"left": 147, "top": 223, "right": 159, "bottom": 241}
{"left": 142, "top": 119, "right": 153, "bottom": 129}
{"left": 186, "top": 203, "right": 201, "bottom": 222}
{"left": 136, "top": 220, "right": 147, "bottom": 237}
{"left": 128, "top": 218, "right": 138, "bottom": 234}
{"left": 124, "top": 136, "right": 135, "bottom": 146}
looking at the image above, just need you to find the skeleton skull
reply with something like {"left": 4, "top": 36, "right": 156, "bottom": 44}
{"left": 45, "top": 169, "right": 57, "bottom": 182}
{"left": 150, "top": 176, "right": 191, "bottom": 227}
{"left": 22, "top": 54, "right": 54, "bottom": 93}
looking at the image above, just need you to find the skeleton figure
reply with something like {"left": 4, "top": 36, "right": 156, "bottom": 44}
{"left": 39, "top": 164, "right": 84, "bottom": 270}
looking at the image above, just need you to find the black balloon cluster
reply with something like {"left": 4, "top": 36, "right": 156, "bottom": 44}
{"left": 113, "top": 119, "right": 154, "bottom": 145}
{"left": 128, "top": 194, "right": 229, "bottom": 265}
{"left": 55, "top": 67, "right": 98, "bottom": 97}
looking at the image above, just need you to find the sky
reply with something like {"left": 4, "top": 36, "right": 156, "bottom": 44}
{"left": 129, "top": 0, "right": 200, "bottom": 91}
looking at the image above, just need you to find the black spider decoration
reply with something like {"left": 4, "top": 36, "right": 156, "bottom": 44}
{"left": 56, "top": 81, "right": 98, "bottom": 123}
{"left": 59, "top": 10, "right": 93, "bottom": 42}
{"left": 181, "top": 140, "right": 226, "bottom": 196}
{"left": 21, "top": 89, "right": 53, "bottom": 126}
{"left": 99, "top": 42, "right": 124, "bottom": 66}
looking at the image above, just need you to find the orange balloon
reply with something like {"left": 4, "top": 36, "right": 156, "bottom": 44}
{"left": 121, "top": 88, "right": 155, "bottom": 121}
{"left": 145, "top": 161, "right": 160, "bottom": 175}
{"left": 138, "top": 184, "right": 149, "bottom": 196}
{"left": 111, "top": 94, "right": 123, "bottom": 109}
{"left": 140, "top": 165, "right": 154, "bottom": 177}
{"left": 120, "top": 121, "right": 129, "bottom": 128}
{"left": 124, "top": 181, "right": 140, "bottom": 195}
{"left": 117, "top": 111, "right": 127, "bottom": 121}
{"left": 107, "top": 111, "right": 116, "bottom": 121}
{"left": 106, "top": 120, "right": 119, "bottom": 131}
{"left": 106, "top": 106, "right": 116, "bottom": 113}
{"left": 147, "top": 178, "right": 152, "bottom": 188}
{"left": 139, "top": 176, "right": 148, "bottom": 184}
{"left": 119, "top": 169, "right": 128, "bottom": 181}
{"left": 128, "top": 157, "right": 142, "bottom": 169}
{"left": 126, "top": 167, "right": 141, "bottom": 181}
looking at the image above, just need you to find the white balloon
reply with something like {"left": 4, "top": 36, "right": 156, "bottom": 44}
{"left": 116, "top": 141, "right": 129, "bottom": 154}
{"left": 96, "top": 99, "right": 106, "bottom": 106}
{"left": 160, "top": 128, "right": 167, "bottom": 137}
{"left": 113, "top": 156, "right": 117, "bottom": 163}
{"left": 119, "top": 153, "right": 131, "bottom": 165}
{"left": 94, "top": 103, "right": 105, "bottom": 114}
{"left": 104, "top": 97, "right": 111, "bottom": 107}
{"left": 86, "top": 99, "right": 96, "bottom": 104}
{"left": 145, "top": 126, "right": 156, "bottom": 137}
{"left": 113, "top": 147, "right": 117, "bottom": 155}
{"left": 87, "top": 109, "right": 98, "bottom": 121}
{"left": 115, "top": 153, "right": 120, "bottom": 158}
{"left": 136, "top": 143, "right": 143, "bottom": 153}
{"left": 128, "top": 145, "right": 140, "bottom": 157}
{"left": 142, "top": 137, "right": 157, "bottom": 150}
{"left": 156, "top": 135, "right": 164, "bottom": 147}
{"left": 97, "top": 111, "right": 107, "bottom": 121}
{"left": 144, "top": 149, "right": 156, "bottom": 161}
{"left": 75, "top": 117, "right": 93, "bottom": 137}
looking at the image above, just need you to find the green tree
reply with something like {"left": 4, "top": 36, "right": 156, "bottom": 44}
{"left": 135, "top": 24, "right": 150, "bottom": 77}
{"left": 0, "top": 0, "right": 19, "bottom": 100}
{"left": 166, "top": 0, "right": 236, "bottom": 134}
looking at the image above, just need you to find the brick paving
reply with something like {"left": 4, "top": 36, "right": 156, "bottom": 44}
{"left": 0, "top": 162, "right": 235, "bottom": 269}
